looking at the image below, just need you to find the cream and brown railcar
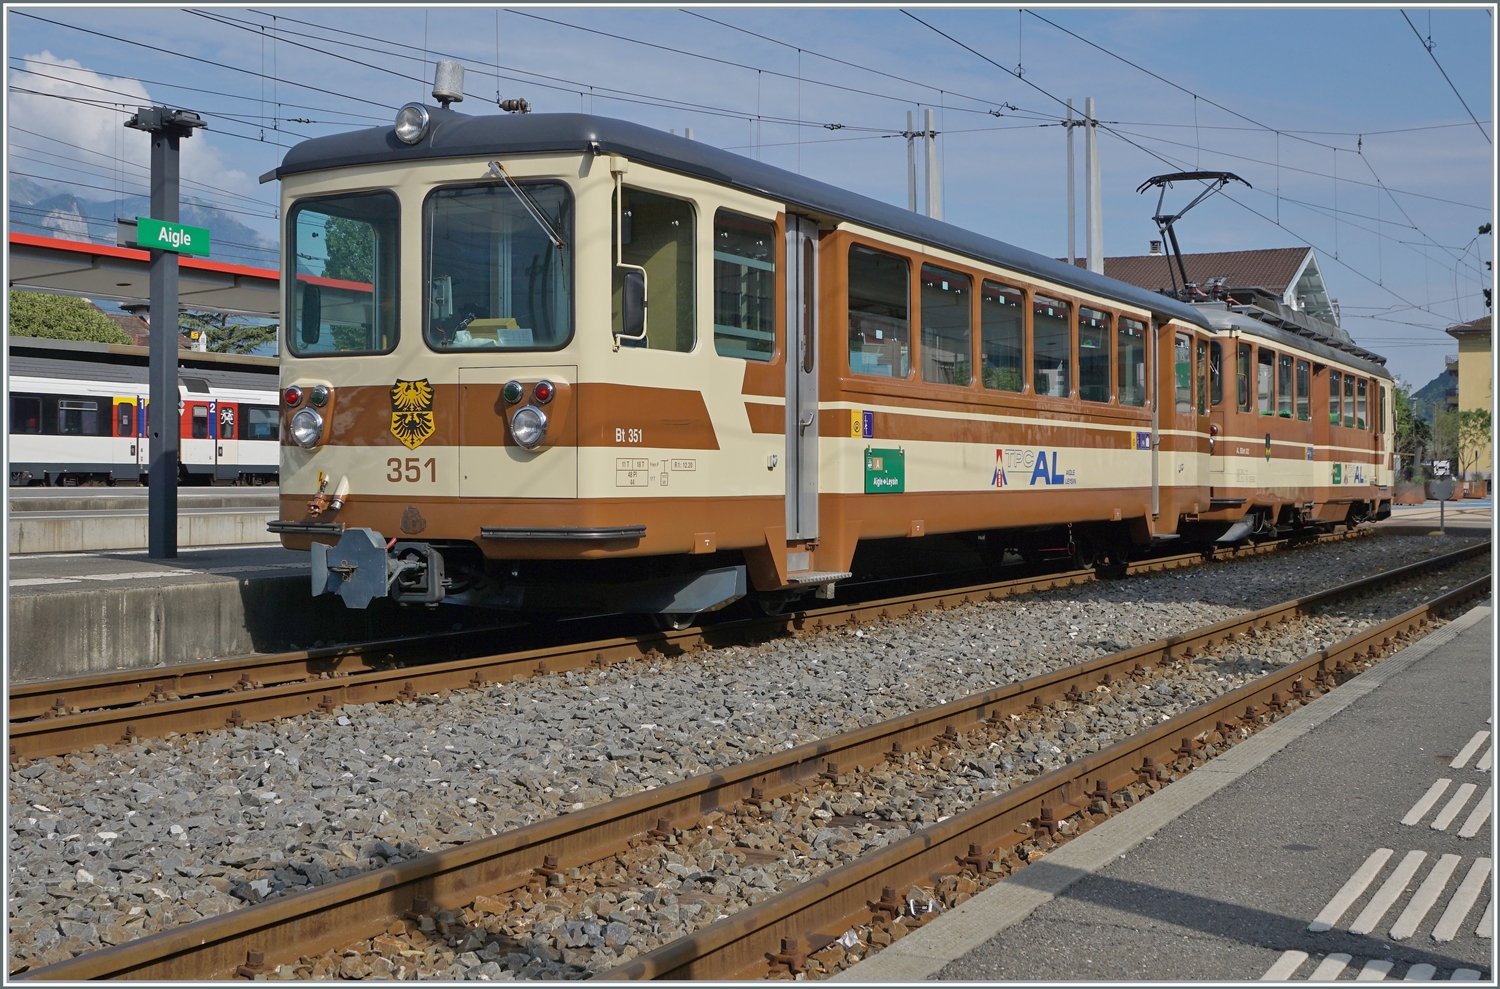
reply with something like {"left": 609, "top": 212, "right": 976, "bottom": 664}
{"left": 264, "top": 107, "right": 1389, "bottom": 617}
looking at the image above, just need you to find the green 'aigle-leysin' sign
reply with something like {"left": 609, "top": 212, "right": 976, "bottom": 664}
{"left": 136, "top": 217, "right": 210, "bottom": 257}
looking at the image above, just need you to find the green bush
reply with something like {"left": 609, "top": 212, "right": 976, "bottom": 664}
{"left": 8, "top": 291, "right": 131, "bottom": 344}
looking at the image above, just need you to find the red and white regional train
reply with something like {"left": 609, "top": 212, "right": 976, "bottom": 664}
{"left": 8, "top": 340, "right": 280, "bottom": 486}
{"left": 264, "top": 71, "right": 1394, "bottom": 621}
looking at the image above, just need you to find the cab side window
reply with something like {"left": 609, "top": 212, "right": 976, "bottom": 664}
{"left": 1174, "top": 333, "right": 1192, "bottom": 413}
{"left": 847, "top": 245, "right": 911, "bottom": 378}
{"left": 712, "top": 210, "right": 775, "bottom": 361}
{"left": 1257, "top": 349, "right": 1275, "bottom": 415}
{"left": 613, "top": 187, "right": 694, "bottom": 353}
{"left": 1277, "top": 354, "right": 1293, "bottom": 418}
{"left": 1296, "top": 360, "right": 1311, "bottom": 420}
{"left": 1329, "top": 370, "right": 1343, "bottom": 424}
{"left": 1236, "top": 343, "right": 1252, "bottom": 412}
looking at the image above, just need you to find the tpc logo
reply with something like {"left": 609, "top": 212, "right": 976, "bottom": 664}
{"left": 994, "top": 448, "right": 1074, "bottom": 487}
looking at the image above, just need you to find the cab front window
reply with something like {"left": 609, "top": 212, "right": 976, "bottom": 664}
{"left": 425, "top": 181, "right": 573, "bottom": 351}
{"left": 288, "top": 191, "right": 399, "bottom": 355}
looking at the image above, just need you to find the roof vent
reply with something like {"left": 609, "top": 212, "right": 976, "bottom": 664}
{"left": 432, "top": 60, "right": 464, "bottom": 109}
{"left": 1149, "top": 240, "right": 1162, "bottom": 255}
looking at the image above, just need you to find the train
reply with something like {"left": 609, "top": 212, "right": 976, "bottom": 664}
{"left": 8, "top": 339, "right": 280, "bottom": 486}
{"left": 264, "top": 66, "right": 1393, "bottom": 622}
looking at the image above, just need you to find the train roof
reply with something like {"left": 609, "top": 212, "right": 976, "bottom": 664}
{"left": 9, "top": 352, "right": 277, "bottom": 394}
{"left": 1193, "top": 303, "right": 1393, "bottom": 381}
{"left": 269, "top": 110, "right": 1214, "bottom": 333}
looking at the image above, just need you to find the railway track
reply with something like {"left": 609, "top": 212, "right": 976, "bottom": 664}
{"left": 9, "top": 528, "right": 1371, "bottom": 762}
{"left": 17, "top": 539, "right": 1488, "bottom": 981}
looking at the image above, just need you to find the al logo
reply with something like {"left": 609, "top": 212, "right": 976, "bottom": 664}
{"left": 390, "top": 378, "right": 435, "bottom": 450}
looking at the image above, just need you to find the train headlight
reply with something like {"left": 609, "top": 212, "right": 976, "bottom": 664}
{"left": 510, "top": 405, "right": 547, "bottom": 450}
{"left": 290, "top": 408, "right": 325, "bottom": 449}
{"left": 394, "top": 102, "right": 430, "bottom": 145}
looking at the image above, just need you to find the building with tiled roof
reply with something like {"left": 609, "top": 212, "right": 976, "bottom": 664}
{"left": 1089, "top": 246, "right": 1338, "bottom": 326}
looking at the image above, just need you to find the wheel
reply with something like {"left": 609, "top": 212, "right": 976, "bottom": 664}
{"left": 753, "top": 593, "right": 796, "bottom": 617}
{"left": 651, "top": 612, "right": 697, "bottom": 631}
{"left": 1070, "top": 540, "right": 1097, "bottom": 570}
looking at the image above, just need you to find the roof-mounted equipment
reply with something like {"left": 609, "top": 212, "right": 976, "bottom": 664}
{"left": 1137, "top": 171, "right": 1250, "bottom": 302}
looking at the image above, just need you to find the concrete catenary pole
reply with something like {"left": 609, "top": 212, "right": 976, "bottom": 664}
{"left": 1066, "top": 99, "right": 1076, "bottom": 266}
{"left": 1085, "top": 96, "right": 1103, "bottom": 274}
{"left": 924, "top": 107, "right": 942, "bottom": 221}
{"left": 906, "top": 111, "right": 918, "bottom": 213}
{"left": 126, "top": 106, "right": 204, "bottom": 559}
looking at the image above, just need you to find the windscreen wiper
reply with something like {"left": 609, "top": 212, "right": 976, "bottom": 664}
{"left": 488, "top": 160, "right": 566, "bottom": 249}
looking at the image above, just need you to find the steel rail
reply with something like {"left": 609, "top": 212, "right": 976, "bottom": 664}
{"left": 600, "top": 570, "right": 1494, "bottom": 981}
{"left": 16, "top": 541, "right": 1485, "bottom": 981}
{"left": 7, "top": 529, "right": 1374, "bottom": 761}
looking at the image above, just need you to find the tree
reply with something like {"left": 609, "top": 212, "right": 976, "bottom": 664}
{"left": 322, "top": 216, "right": 373, "bottom": 283}
{"left": 178, "top": 311, "right": 278, "bottom": 355}
{"left": 8, "top": 290, "right": 131, "bottom": 344}
{"left": 1454, "top": 408, "right": 1492, "bottom": 479}
{"left": 1392, "top": 379, "right": 1432, "bottom": 480}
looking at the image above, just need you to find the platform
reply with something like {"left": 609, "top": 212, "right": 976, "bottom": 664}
{"left": 8, "top": 487, "right": 280, "bottom": 554}
{"left": 7, "top": 544, "right": 455, "bottom": 681}
{"left": 1377, "top": 499, "right": 1492, "bottom": 537}
{"left": 838, "top": 602, "right": 1493, "bottom": 982}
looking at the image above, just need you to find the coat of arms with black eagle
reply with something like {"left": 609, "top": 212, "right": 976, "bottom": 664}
{"left": 390, "top": 378, "right": 435, "bottom": 449}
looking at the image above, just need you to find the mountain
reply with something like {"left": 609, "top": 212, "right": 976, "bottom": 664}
{"left": 9, "top": 181, "right": 278, "bottom": 271}
{"left": 1410, "top": 369, "right": 1454, "bottom": 425}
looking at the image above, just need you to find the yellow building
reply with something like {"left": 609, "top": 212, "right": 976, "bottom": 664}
{"left": 1445, "top": 315, "right": 1492, "bottom": 479}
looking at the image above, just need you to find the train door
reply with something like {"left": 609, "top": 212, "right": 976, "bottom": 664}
{"left": 1207, "top": 338, "right": 1226, "bottom": 495}
{"left": 784, "top": 214, "right": 818, "bottom": 542}
{"left": 113, "top": 398, "right": 138, "bottom": 479}
{"left": 180, "top": 398, "right": 214, "bottom": 481}
{"left": 1171, "top": 330, "right": 1208, "bottom": 512}
{"left": 215, "top": 401, "right": 240, "bottom": 481}
{"left": 135, "top": 396, "right": 149, "bottom": 477}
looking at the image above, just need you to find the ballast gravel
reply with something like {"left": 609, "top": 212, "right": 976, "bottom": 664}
{"left": 6, "top": 533, "right": 1486, "bottom": 974}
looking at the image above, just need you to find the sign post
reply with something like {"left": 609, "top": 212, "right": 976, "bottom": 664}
{"left": 125, "top": 106, "right": 206, "bottom": 559}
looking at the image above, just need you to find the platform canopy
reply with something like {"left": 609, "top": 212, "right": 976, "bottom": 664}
{"left": 7, "top": 233, "right": 280, "bottom": 317}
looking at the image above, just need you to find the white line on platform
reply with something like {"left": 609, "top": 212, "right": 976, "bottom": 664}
{"left": 1350, "top": 851, "right": 1428, "bottom": 935}
{"left": 1403, "top": 962, "right": 1436, "bottom": 980}
{"left": 1477, "top": 898, "right": 1493, "bottom": 939}
{"left": 1450, "top": 969, "right": 1481, "bottom": 980}
{"left": 1431, "top": 857, "right": 1490, "bottom": 943}
{"left": 1452, "top": 732, "right": 1490, "bottom": 769}
{"left": 1433, "top": 784, "right": 1480, "bottom": 831}
{"left": 1357, "top": 958, "right": 1395, "bottom": 981}
{"left": 1309, "top": 953, "right": 1353, "bottom": 980}
{"left": 1260, "top": 950, "right": 1308, "bottom": 980}
{"left": 1311, "top": 848, "right": 1395, "bottom": 931}
{"left": 1457, "top": 789, "right": 1492, "bottom": 839}
{"left": 1476, "top": 748, "right": 1492, "bottom": 773}
{"left": 1404, "top": 781, "right": 1453, "bottom": 826}
{"left": 1390, "top": 853, "right": 1461, "bottom": 940}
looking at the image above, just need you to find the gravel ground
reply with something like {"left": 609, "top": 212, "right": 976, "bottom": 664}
{"left": 6, "top": 533, "right": 1486, "bottom": 974}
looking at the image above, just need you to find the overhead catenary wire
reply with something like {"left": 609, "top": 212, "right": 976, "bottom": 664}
{"left": 1399, "top": 10, "right": 1491, "bottom": 145}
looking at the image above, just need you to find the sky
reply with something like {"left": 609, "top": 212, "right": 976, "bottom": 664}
{"left": 5, "top": 5, "right": 1494, "bottom": 388}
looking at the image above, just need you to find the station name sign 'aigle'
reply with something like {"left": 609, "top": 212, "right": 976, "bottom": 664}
{"left": 135, "top": 217, "right": 210, "bottom": 257}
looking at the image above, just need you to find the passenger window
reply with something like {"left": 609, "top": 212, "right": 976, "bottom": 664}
{"left": 289, "top": 191, "right": 399, "bottom": 355}
{"left": 1174, "top": 333, "right": 1192, "bottom": 413}
{"left": 712, "top": 210, "right": 775, "bottom": 361}
{"left": 1257, "top": 349, "right": 1275, "bottom": 415}
{"left": 191, "top": 406, "right": 209, "bottom": 439}
{"left": 58, "top": 399, "right": 100, "bottom": 436}
{"left": 980, "top": 281, "right": 1024, "bottom": 392}
{"left": 1344, "top": 373, "right": 1356, "bottom": 427}
{"left": 613, "top": 187, "right": 694, "bottom": 353}
{"left": 1195, "top": 338, "right": 1207, "bottom": 415}
{"left": 1209, "top": 341, "right": 1223, "bottom": 406}
{"left": 1079, "top": 307, "right": 1111, "bottom": 403}
{"left": 847, "top": 244, "right": 910, "bottom": 378}
{"left": 427, "top": 181, "right": 573, "bottom": 352}
{"left": 1379, "top": 386, "right": 1388, "bottom": 435}
{"left": 1296, "top": 360, "right": 1311, "bottom": 421}
{"left": 246, "top": 406, "right": 280, "bottom": 441}
{"left": 1117, "top": 318, "right": 1146, "bottom": 406}
{"left": 1236, "top": 342, "right": 1252, "bottom": 413}
{"left": 920, "top": 265, "right": 972, "bottom": 385}
{"left": 1277, "top": 354, "right": 1293, "bottom": 418}
{"left": 1329, "top": 370, "right": 1342, "bottom": 424}
{"left": 11, "top": 395, "right": 41, "bottom": 434}
{"left": 1356, "top": 378, "right": 1368, "bottom": 430}
{"left": 1033, "top": 296, "right": 1071, "bottom": 398}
